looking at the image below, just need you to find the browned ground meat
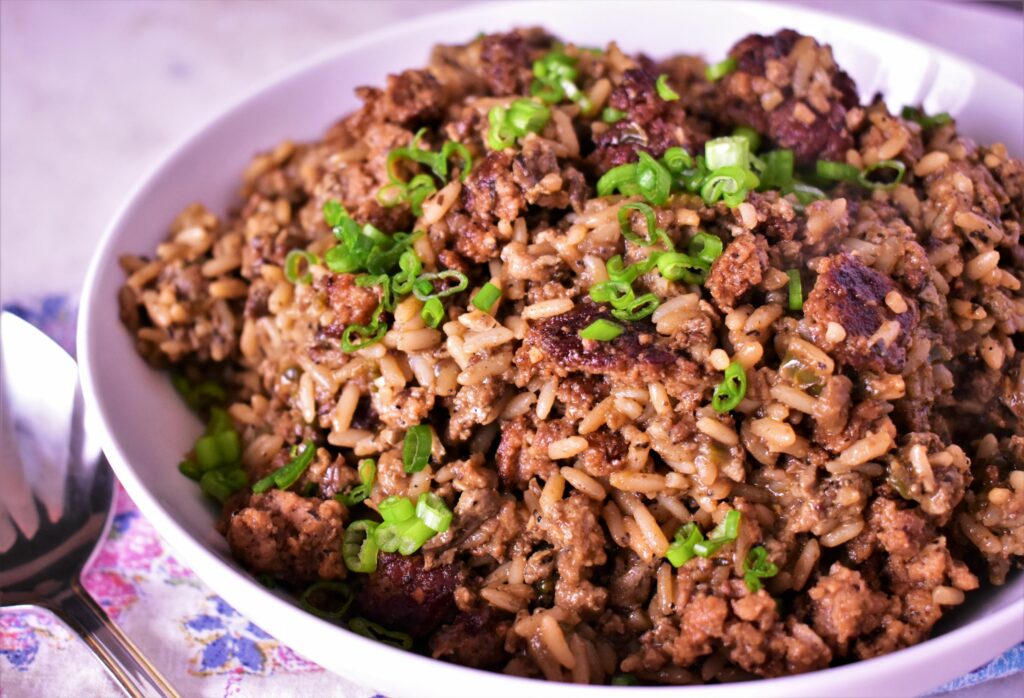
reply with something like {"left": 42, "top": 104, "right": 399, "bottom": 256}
{"left": 713, "top": 29, "right": 858, "bottom": 164}
{"left": 705, "top": 232, "right": 769, "bottom": 310}
{"left": 354, "top": 553, "right": 463, "bottom": 638}
{"left": 430, "top": 607, "right": 511, "bottom": 668}
{"left": 224, "top": 490, "right": 345, "bottom": 585}
{"left": 590, "top": 68, "right": 704, "bottom": 174}
{"left": 803, "top": 252, "right": 920, "bottom": 373}
{"left": 122, "top": 25, "right": 1023, "bottom": 687}
{"left": 519, "top": 301, "right": 677, "bottom": 378}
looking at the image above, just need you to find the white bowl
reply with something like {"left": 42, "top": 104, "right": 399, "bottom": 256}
{"left": 78, "top": 2, "right": 1024, "bottom": 696}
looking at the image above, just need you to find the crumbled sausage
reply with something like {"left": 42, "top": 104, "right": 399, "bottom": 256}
{"left": 354, "top": 553, "right": 463, "bottom": 638}
{"left": 705, "top": 233, "right": 769, "bottom": 310}
{"left": 803, "top": 253, "right": 919, "bottom": 373}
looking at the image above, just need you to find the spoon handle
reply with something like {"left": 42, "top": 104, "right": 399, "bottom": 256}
{"left": 54, "top": 581, "right": 179, "bottom": 698}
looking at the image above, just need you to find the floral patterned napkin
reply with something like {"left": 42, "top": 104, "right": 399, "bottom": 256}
{"left": 1, "top": 296, "right": 1019, "bottom": 697}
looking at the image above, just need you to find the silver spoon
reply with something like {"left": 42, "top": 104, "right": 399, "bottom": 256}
{"left": 0, "top": 311, "right": 178, "bottom": 698}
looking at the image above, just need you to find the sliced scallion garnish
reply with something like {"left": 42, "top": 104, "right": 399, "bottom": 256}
{"left": 471, "top": 282, "right": 502, "bottom": 312}
{"left": 711, "top": 362, "right": 747, "bottom": 413}
{"left": 252, "top": 440, "right": 317, "bottom": 493}
{"left": 348, "top": 617, "right": 413, "bottom": 650}
{"left": 299, "top": 581, "right": 353, "bottom": 620}
{"left": 579, "top": 318, "right": 623, "bottom": 341}
{"left": 705, "top": 57, "right": 737, "bottom": 82}
{"left": 655, "top": 73, "right": 680, "bottom": 102}
{"left": 787, "top": 269, "right": 804, "bottom": 311}
{"left": 343, "top": 520, "right": 379, "bottom": 573}
{"left": 743, "top": 545, "right": 779, "bottom": 593}
{"left": 402, "top": 424, "right": 432, "bottom": 474}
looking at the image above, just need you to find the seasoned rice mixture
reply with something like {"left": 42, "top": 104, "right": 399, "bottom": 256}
{"left": 119, "top": 28, "right": 1024, "bottom": 685}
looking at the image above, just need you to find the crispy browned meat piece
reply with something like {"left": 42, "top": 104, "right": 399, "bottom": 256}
{"left": 716, "top": 29, "right": 858, "bottom": 164}
{"left": 590, "top": 68, "right": 702, "bottom": 174}
{"left": 705, "top": 233, "right": 769, "bottom": 310}
{"left": 430, "top": 607, "right": 510, "bottom": 668}
{"left": 354, "top": 553, "right": 463, "bottom": 638}
{"left": 225, "top": 490, "right": 345, "bottom": 585}
{"left": 803, "top": 252, "right": 919, "bottom": 373}
{"left": 523, "top": 301, "right": 677, "bottom": 377}
{"left": 315, "top": 273, "right": 379, "bottom": 339}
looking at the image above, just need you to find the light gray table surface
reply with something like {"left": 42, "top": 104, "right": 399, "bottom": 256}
{"left": 0, "top": 1, "right": 1021, "bottom": 696}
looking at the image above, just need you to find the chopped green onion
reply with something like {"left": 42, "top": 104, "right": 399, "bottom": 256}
{"left": 284, "top": 250, "right": 319, "bottom": 284}
{"left": 596, "top": 162, "right": 640, "bottom": 198}
{"left": 171, "top": 373, "right": 227, "bottom": 412}
{"left": 791, "top": 182, "right": 827, "bottom": 205}
{"left": 421, "top": 297, "right": 445, "bottom": 328}
{"left": 343, "top": 520, "right": 379, "bottom": 573}
{"left": 256, "top": 573, "right": 277, "bottom": 588}
{"left": 617, "top": 202, "right": 669, "bottom": 247}
{"left": 661, "top": 146, "right": 693, "bottom": 174}
{"left": 193, "top": 411, "right": 241, "bottom": 473}
{"left": 199, "top": 468, "right": 247, "bottom": 503}
{"left": 378, "top": 131, "right": 471, "bottom": 213}
{"left": 901, "top": 106, "right": 952, "bottom": 130}
{"left": 589, "top": 279, "right": 634, "bottom": 306}
{"left": 507, "top": 99, "right": 550, "bottom": 135}
{"left": 438, "top": 140, "right": 473, "bottom": 181}
{"left": 531, "top": 50, "right": 590, "bottom": 111}
{"left": 705, "top": 57, "right": 737, "bottom": 82}
{"left": 299, "top": 581, "right": 353, "bottom": 620}
{"left": 656, "top": 252, "right": 708, "bottom": 284}
{"left": 611, "top": 674, "right": 639, "bottom": 686}
{"left": 416, "top": 492, "right": 453, "bottom": 533}
{"left": 606, "top": 254, "right": 659, "bottom": 284}
{"left": 602, "top": 107, "right": 626, "bottom": 123}
{"left": 665, "top": 522, "right": 704, "bottom": 567}
{"left": 705, "top": 136, "right": 750, "bottom": 171}
{"left": 787, "top": 270, "right": 803, "bottom": 311}
{"left": 688, "top": 232, "right": 723, "bottom": 267}
{"left": 336, "top": 458, "right": 377, "bottom": 507}
{"left": 610, "top": 293, "right": 660, "bottom": 321}
{"left": 341, "top": 320, "right": 387, "bottom": 353}
{"left": 402, "top": 424, "right": 432, "bottom": 474}
{"left": 756, "top": 149, "right": 795, "bottom": 191}
{"left": 412, "top": 270, "right": 469, "bottom": 300}
{"left": 693, "top": 509, "right": 741, "bottom": 557}
{"left": 743, "top": 545, "right": 779, "bottom": 592}
{"left": 487, "top": 106, "right": 516, "bottom": 150}
{"left": 700, "top": 166, "right": 758, "bottom": 207}
{"left": 712, "top": 362, "right": 747, "bottom": 413}
{"left": 385, "top": 129, "right": 472, "bottom": 183}
{"left": 396, "top": 518, "right": 437, "bottom": 555}
{"left": 178, "top": 459, "right": 202, "bottom": 481}
{"left": 487, "top": 99, "right": 550, "bottom": 150}
{"left": 323, "top": 200, "right": 346, "bottom": 227}
{"left": 858, "top": 159, "right": 907, "bottom": 191}
{"left": 732, "top": 126, "right": 762, "bottom": 154}
{"left": 579, "top": 318, "right": 623, "bottom": 341}
{"left": 206, "top": 406, "right": 233, "bottom": 435}
{"left": 374, "top": 521, "right": 404, "bottom": 553}
{"left": 252, "top": 440, "right": 317, "bottom": 493}
{"left": 379, "top": 495, "right": 416, "bottom": 524}
{"left": 348, "top": 617, "right": 414, "bottom": 650}
{"left": 655, "top": 73, "right": 680, "bottom": 101}
{"left": 472, "top": 282, "right": 502, "bottom": 312}
{"left": 680, "top": 154, "right": 709, "bottom": 193}
{"left": 195, "top": 434, "right": 224, "bottom": 471}
{"left": 395, "top": 248, "right": 423, "bottom": 289}
{"left": 635, "top": 152, "right": 672, "bottom": 206}
{"left": 815, "top": 159, "right": 861, "bottom": 183}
